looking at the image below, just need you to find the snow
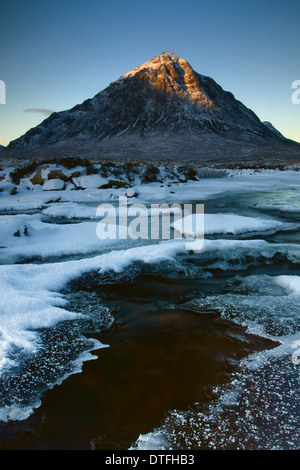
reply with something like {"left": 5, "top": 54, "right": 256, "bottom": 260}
{"left": 0, "top": 168, "right": 298, "bottom": 212}
{"left": 172, "top": 213, "right": 289, "bottom": 237}
{"left": 43, "top": 179, "right": 65, "bottom": 191}
{"left": 125, "top": 187, "right": 139, "bottom": 198}
{"left": 0, "top": 213, "right": 132, "bottom": 263}
{"left": 0, "top": 214, "right": 35, "bottom": 243}
{"left": 0, "top": 192, "right": 56, "bottom": 211}
{"left": 42, "top": 200, "right": 184, "bottom": 221}
{"left": 134, "top": 170, "right": 300, "bottom": 205}
{"left": 275, "top": 275, "right": 300, "bottom": 295}
{"left": 43, "top": 202, "right": 99, "bottom": 219}
{"left": 72, "top": 174, "right": 108, "bottom": 189}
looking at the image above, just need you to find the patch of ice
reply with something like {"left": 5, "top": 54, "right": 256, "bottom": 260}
{"left": 192, "top": 274, "right": 300, "bottom": 341}
{"left": 131, "top": 273, "right": 300, "bottom": 451}
{"left": 254, "top": 204, "right": 300, "bottom": 213}
{"left": 275, "top": 275, "right": 300, "bottom": 295}
{"left": 172, "top": 213, "right": 291, "bottom": 237}
{"left": 130, "top": 430, "right": 172, "bottom": 451}
{"left": 0, "top": 239, "right": 189, "bottom": 374}
{"left": 1, "top": 240, "right": 299, "bottom": 377}
{"left": 198, "top": 239, "right": 300, "bottom": 272}
{"left": 132, "top": 352, "right": 300, "bottom": 450}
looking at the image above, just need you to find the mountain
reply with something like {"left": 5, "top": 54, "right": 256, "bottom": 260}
{"left": 3, "top": 51, "right": 300, "bottom": 165}
{"left": 262, "top": 121, "right": 286, "bottom": 140}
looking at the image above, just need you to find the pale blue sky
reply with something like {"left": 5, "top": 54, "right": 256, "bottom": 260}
{"left": 0, "top": 0, "right": 299, "bottom": 146}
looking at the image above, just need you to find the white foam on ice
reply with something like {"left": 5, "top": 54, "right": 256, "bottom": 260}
{"left": 0, "top": 340, "right": 103, "bottom": 422}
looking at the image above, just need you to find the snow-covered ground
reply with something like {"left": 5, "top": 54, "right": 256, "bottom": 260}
{"left": 0, "top": 213, "right": 132, "bottom": 263}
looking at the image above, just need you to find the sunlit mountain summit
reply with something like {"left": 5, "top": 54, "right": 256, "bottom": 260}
{"left": 5, "top": 51, "right": 299, "bottom": 163}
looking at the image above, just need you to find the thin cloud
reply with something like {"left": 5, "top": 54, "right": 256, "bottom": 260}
{"left": 23, "top": 108, "right": 54, "bottom": 116}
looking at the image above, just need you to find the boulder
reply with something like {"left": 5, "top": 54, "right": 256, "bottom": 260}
{"left": 72, "top": 174, "right": 108, "bottom": 189}
{"left": 43, "top": 179, "right": 65, "bottom": 191}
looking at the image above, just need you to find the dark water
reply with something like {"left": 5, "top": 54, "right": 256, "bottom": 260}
{"left": 0, "top": 185, "right": 299, "bottom": 450}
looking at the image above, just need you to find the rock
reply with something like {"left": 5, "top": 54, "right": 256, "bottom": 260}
{"left": 45, "top": 197, "right": 61, "bottom": 204}
{"left": 30, "top": 165, "right": 48, "bottom": 186}
{"left": 72, "top": 174, "right": 108, "bottom": 189}
{"left": 10, "top": 186, "right": 18, "bottom": 195}
{"left": 105, "top": 179, "right": 130, "bottom": 189}
{"left": 43, "top": 179, "right": 65, "bottom": 191}
{"left": 47, "top": 169, "right": 70, "bottom": 182}
{"left": 125, "top": 187, "right": 139, "bottom": 198}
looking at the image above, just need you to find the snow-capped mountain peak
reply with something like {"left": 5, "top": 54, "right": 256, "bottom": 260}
{"left": 4, "top": 52, "right": 299, "bottom": 162}
{"left": 122, "top": 51, "right": 215, "bottom": 108}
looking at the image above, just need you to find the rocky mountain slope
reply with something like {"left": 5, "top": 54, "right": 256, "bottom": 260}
{"left": 3, "top": 51, "right": 300, "bottom": 164}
